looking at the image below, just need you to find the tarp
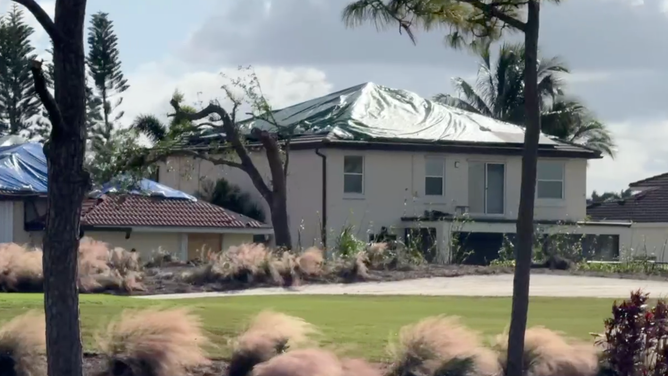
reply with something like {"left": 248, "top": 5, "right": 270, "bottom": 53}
{"left": 239, "top": 82, "right": 560, "bottom": 145}
{"left": 96, "top": 178, "right": 196, "bottom": 201}
{"left": 0, "top": 142, "right": 48, "bottom": 193}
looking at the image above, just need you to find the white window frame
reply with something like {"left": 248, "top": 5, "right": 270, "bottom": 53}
{"left": 343, "top": 155, "right": 365, "bottom": 196}
{"left": 424, "top": 157, "right": 445, "bottom": 196}
{"left": 536, "top": 160, "right": 565, "bottom": 200}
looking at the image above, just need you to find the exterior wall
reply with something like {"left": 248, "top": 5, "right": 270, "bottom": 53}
{"left": 82, "top": 231, "right": 181, "bottom": 262}
{"left": 418, "top": 220, "right": 630, "bottom": 263}
{"left": 11, "top": 201, "right": 43, "bottom": 247}
{"left": 620, "top": 223, "right": 668, "bottom": 261}
{"left": 1, "top": 201, "right": 15, "bottom": 243}
{"left": 158, "top": 149, "right": 322, "bottom": 249}
{"left": 158, "top": 149, "right": 588, "bottom": 250}
{"left": 222, "top": 233, "right": 254, "bottom": 251}
{"left": 324, "top": 149, "right": 587, "bottom": 244}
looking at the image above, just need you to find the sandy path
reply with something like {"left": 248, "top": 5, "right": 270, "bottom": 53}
{"left": 135, "top": 274, "right": 668, "bottom": 300}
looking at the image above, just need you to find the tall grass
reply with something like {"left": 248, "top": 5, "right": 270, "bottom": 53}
{"left": 228, "top": 311, "right": 319, "bottom": 376}
{"left": 97, "top": 308, "right": 211, "bottom": 376}
{"left": 0, "top": 307, "right": 611, "bottom": 376}
{"left": 0, "top": 311, "right": 46, "bottom": 376}
{"left": 0, "top": 238, "right": 144, "bottom": 293}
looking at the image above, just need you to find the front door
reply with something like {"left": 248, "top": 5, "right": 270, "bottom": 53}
{"left": 468, "top": 162, "right": 505, "bottom": 215}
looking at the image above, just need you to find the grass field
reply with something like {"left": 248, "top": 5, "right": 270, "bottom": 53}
{"left": 0, "top": 294, "right": 616, "bottom": 361}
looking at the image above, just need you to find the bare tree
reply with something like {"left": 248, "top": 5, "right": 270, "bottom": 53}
{"left": 11, "top": 1, "right": 89, "bottom": 376}
{"left": 342, "top": 1, "right": 552, "bottom": 374}
{"left": 130, "top": 70, "right": 294, "bottom": 248}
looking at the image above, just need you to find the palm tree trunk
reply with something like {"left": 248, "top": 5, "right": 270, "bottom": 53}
{"left": 505, "top": 1, "right": 540, "bottom": 375}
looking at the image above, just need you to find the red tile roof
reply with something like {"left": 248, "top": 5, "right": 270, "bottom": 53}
{"left": 79, "top": 194, "right": 269, "bottom": 229}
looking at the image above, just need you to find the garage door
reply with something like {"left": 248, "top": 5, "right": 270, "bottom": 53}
{"left": 0, "top": 201, "right": 14, "bottom": 243}
{"left": 187, "top": 233, "right": 222, "bottom": 261}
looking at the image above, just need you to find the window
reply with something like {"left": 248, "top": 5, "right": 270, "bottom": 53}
{"left": 343, "top": 156, "right": 364, "bottom": 194}
{"left": 468, "top": 162, "right": 505, "bottom": 214}
{"left": 425, "top": 158, "right": 444, "bottom": 196}
{"left": 537, "top": 160, "right": 564, "bottom": 199}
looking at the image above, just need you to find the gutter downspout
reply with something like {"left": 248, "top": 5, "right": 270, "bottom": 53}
{"left": 315, "top": 148, "right": 327, "bottom": 248}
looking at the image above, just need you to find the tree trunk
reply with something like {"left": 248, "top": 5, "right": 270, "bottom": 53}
{"left": 42, "top": 1, "right": 89, "bottom": 376}
{"left": 270, "top": 191, "right": 292, "bottom": 249}
{"left": 505, "top": 1, "right": 540, "bottom": 376}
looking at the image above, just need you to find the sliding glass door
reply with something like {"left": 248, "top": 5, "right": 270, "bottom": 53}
{"left": 468, "top": 162, "right": 505, "bottom": 215}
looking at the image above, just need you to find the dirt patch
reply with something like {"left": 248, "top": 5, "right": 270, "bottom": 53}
{"left": 134, "top": 263, "right": 668, "bottom": 296}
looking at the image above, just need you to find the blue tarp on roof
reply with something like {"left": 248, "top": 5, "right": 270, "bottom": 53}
{"left": 96, "top": 178, "right": 196, "bottom": 201}
{"left": 0, "top": 141, "right": 194, "bottom": 200}
{"left": 0, "top": 142, "right": 48, "bottom": 193}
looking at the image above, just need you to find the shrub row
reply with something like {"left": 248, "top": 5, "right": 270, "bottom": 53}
{"left": 8, "top": 298, "right": 658, "bottom": 376}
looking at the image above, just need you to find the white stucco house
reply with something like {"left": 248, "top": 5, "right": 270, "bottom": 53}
{"left": 157, "top": 82, "right": 628, "bottom": 264}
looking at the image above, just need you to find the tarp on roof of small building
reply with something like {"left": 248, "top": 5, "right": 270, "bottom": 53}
{"left": 95, "top": 177, "right": 196, "bottom": 201}
{"left": 0, "top": 142, "right": 48, "bottom": 193}
{"left": 238, "top": 82, "right": 560, "bottom": 145}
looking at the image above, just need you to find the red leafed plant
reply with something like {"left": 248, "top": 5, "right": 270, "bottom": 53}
{"left": 596, "top": 289, "right": 668, "bottom": 376}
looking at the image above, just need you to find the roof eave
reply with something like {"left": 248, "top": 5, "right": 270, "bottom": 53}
{"left": 294, "top": 138, "right": 601, "bottom": 159}
{"left": 82, "top": 225, "right": 274, "bottom": 235}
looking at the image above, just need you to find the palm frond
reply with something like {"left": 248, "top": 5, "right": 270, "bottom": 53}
{"left": 342, "top": 0, "right": 417, "bottom": 43}
{"left": 451, "top": 77, "right": 493, "bottom": 117}
{"left": 132, "top": 115, "right": 167, "bottom": 143}
{"left": 541, "top": 97, "right": 616, "bottom": 158}
{"left": 433, "top": 93, "right": 484, "bottom": 114}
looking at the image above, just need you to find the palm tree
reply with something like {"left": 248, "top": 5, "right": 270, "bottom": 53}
{"left": 541, "top": 98, "right": 616, "bottom": 158}
{"left": 435, "top": 43, "right": 616, "bottom": 158}
{"left": 131, "top": 90, "right": 197, "bottom": 144}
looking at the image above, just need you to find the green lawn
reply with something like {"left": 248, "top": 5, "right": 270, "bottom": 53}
{"left": 0, "top": 294, "right": 615, "bottom": 361}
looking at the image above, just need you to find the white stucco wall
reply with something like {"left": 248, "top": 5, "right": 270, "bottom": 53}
{"left": 159, "top": 149, "right": 589, "bottom": 248}
{"left": 619, "top": 223, "right": 668, "bottom": 261}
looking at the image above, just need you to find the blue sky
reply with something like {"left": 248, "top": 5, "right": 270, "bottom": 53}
{"left": 5, "top": 0, "right": 668, "bottom": 194}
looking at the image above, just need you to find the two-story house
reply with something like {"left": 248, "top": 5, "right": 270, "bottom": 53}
{"left": 158, "top": 82, "right": 628, "bottom": 263}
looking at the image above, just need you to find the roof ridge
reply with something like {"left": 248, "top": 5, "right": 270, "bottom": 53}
{"left": 629, "top": 172, "right": 668, "bottom": 187}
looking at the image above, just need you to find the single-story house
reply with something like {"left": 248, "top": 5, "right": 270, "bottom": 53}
{"left": 156, "top": 82, "right": 628, "bottom": 263}
{"left": 588, "top": 173, "right": 668, "bottom": 261}
{"left": 0, "top": 140, "right": 273, "bottom": 261}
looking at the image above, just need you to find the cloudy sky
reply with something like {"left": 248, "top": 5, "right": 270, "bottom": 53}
{"left": 2, "top": 0, "right": 666, "bottom": 195}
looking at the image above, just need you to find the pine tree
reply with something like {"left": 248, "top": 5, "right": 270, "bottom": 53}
{"left": 0, "top": 5, "right": 40, "bottom": 137}
{"left": 35, "top": 45, "right": 103, "bottom": 142}
{"left": 87, "top": 11, "right": 128, "bottom": 154}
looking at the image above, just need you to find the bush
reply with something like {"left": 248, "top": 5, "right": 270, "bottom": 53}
{"left": 0, "top": 239, "right": 144, "bottom": 294}
{"left": 495, "top": 326, "right": 599, "bottom": 376}
{"left": 96, "top": 308, "right": 210, "bottom": 376}
{"left": 182, "top": 244, "right": 325, "bottom": 287}
{"left": 0, "top": 243, "right": 43, "bottom": 292}
{"left": 0, "top": 311, "right": 46, "bottom": 376}
{"left": 387, "top": 316, "right": 500, "bottom": 376}
{"left": 252, "top": 348, "right": 382, "bottom": 376}
{"left": 596, "top": 289, "right": 668, "bottom": 376}
{"left": 229, "top": 310, "right": 319, "bottom": 376}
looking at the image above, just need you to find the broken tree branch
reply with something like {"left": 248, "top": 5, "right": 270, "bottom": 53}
{"left": 11, "top": 0, "right": 65, "bottom": 46}
{"left": 169, "top": 100, "right": 273, "bottom": 201}
{"left": 29, "top": 60, "right": 65, "bottom": 135}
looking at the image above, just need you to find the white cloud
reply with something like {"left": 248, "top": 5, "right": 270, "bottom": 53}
{"left": 119, "top": 58, "right": 334, "bottom": 128}
{"left": 587, "top": 118, "right": 668, "bottom": 194}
